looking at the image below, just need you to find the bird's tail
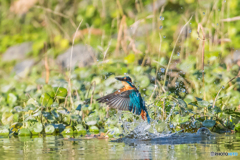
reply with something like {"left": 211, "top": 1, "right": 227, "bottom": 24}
{"left": 146, "top": 111, "right": 151, "bottom": 124}
{"left": 140, "top": 110, "right": 151, "bottom": 124}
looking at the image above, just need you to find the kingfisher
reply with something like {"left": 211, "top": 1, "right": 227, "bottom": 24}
{"left": 97, "top": 76, "right": 150, "bottom": 123}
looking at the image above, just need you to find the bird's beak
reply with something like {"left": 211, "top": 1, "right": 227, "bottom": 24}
{"left": 115, "top": 77, "right": 125, "bottom": 81}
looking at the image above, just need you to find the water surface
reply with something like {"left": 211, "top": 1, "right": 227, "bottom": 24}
{"left": 0, "top": 133, "right": 239, "bottom": 160}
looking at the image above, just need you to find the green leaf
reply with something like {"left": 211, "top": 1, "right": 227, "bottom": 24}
{"left": 124, "top": 53, "right": 135, "bottom": 64}
{"left": 19, "top": 128, "right": 31, "bottom": 136}
{"left": 43, "top": 85, "right": 55, "bottom": 97}
{"left": 23, "top": 104, "right": 37, "bottom": 111}
{"left": 138, "top": 75, "right": 150, "bottom": 88}
{"left": 235, "top": 123, "right": 240, "bottom": 132}
{"left": 40, "top": 93, "right": 53, "bottom": 107}
{"left": 30, "top": 122, "right": 43, "bottom": 135}
{"left": 1, "top": 112, "right": 14, "bottom": 125}
{"left": 202, "top": 120, "right": 216, "bottom": 128}
{"left": 27, "top": 98, "right": 39, "bottom": 107}
{"left": 53, "top": 87, "right": 68, "bottom": 99}
{"left": 176, "top": 98, "right": 187, "bottom": 108}
{"left": 0, "top": 128, "right": 9, "bottom": 136}
{"left": 188, "top": 101, "right": 198, "bottom": 107}
{"left": 172, "top": 114, "right": 190, "bottom": 126}
{"left": 45, "top": 125, "right": 55, "bottom": 134}
{"left": 75, "top": 124, "right": 87, "bottom": 134}
{"left": 7, "top": 93, "right": 17, "bottom": 105}
{"left": 62, "top": 127, "right": 75, "bottom": 135}
{"left": 89, "top": 126, "right": 99, "bottom": 133}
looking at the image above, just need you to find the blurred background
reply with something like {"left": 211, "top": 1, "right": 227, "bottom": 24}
{"left": 1, "top": 0, "right": 240, "bottom": 127}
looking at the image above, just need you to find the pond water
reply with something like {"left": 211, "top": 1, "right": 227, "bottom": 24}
{"left": 0, "top": 133, "right": 240, "bottom": 160}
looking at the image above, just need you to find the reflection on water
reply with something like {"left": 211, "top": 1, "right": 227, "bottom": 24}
{"left": 0, "top": 133, "right": 239, "bottom": 160}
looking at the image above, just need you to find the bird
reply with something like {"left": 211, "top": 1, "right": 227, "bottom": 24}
{"left": 96, "top": 76, "right": 150, "bottom": 123}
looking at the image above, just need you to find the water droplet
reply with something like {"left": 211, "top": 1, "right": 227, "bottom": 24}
{"left": 177, "top": 52, "right": 180, "bottom": 56}
{"left": 189, "top": 30, "right": 192, "bottom": 33}
{"left": 159, "top": 25, "right": 163, "bottom": 29}
{"left": 163, "top": 35, "right": 166, "bottom": 38}
{"left": 203, "top": 12, "right": 205, "bottom": 15}
{"left": 182, "top": 89, "right": 186, "bottom": 93}
{"left": 217, "top": 23, "right": 219, "bottom": 26}
{"left": 160, "top": 68, "right": 165, "bottom": 73}
{"left": 175, "top": 82, "right": 179, "bottom": 87}
{"left": 222, "top": 86, "right": 225, "bottom": 89}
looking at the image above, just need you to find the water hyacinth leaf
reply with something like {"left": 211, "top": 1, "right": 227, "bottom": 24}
{"left": 202, "top": 119, "right": 216, "bottom": 128}
{"left": 23, "top": 104, "right": 36, "bottom": 111}
{"left": 138, "top": 75, "right": 150, "bottom": 88}
{"left": 75, "top": 124, "right": 87, "bottom": 133}
{"left": 43, "top": 85, "right": 55, "bottom": 97}
{"left": 107, "top": 127, "right": 122, "bottom": 137}
{"left": 195, "top": 97, "right": 203, "bottom": 101}
{"left": 51, "top": 109, "right": 60, "bottom": 119}
{"left": 89, "top": 126, "right": 99, "bottom": 133}
{"left": 24, "top": 115, "right": 36, "bottom": 122}
{"left": 14, "top": 106, "right": 23, "bottom": 112}
{"left": 45, "top": 125, "right": 55, "bottom": 134}
{"left": 0, "top": 128, "right": 9, "bottom": 136}
{"left": 31, "top": 122, "right": 43, "bottom": 134}
{"left": 83, "top": 99, "right": 90, "bottom": 104}
{"left": 40, "top": 93, "right": 53, "bottom": 107}
{"left": 1, "top": 112, "right": 14, "bottom": 125}
{"left": 70, "top": 114, "right": 81, "bottom": 122}
{"left": 212, "top": 106, "right": 222, "bottom": 114}
{"left": 27, "top": 98, "right": 39, "bottom": 107}
{"left": 176, "top": 98, "right": 187, "bottom": 108}
{"left": 13, "top": 114, "right": 19, "bottom": 122}
{"left": 63, "top": 115, "right": 70, "bottom": 124}
{"left": 85, "top": 120, "right": 97, "bottom": 126}
{"left": 124, "top": 53, "right": 135, "bottom": 64}
{"left": 42, "top": 111, "right": 51, "bottom": 118}
{"left": 7, "top": 93, "right": 17, "bottom": 105}
{"left": 235, "top": 123, "right": 240, "bottom": 132}
{"left": 188, "top": 101, "right": 198, "bottom": 107}
{"left": 32, "top": 110, "right": 41, "bottom": 117}
{"left": 19, "top": 128, "right": 31, "bottom": 136}
{"left": 52, "top": 124, "right": 65, "bottom": 133}
{"left": 191, "top": 120, "right": 201, "bottom": 129}
{"left": 76, "top": 104, "right": 82, "bottom": 111}
{"left": 62, "top": 127, "right": 74, "bottom": 135}
{"left": 197, "top": 100, "right": 210, "bottom": 108}
{"left": 172, "top": 114, "right": 190, "bottom": 126}
{"left": 57, "top": 108, "right": 70, "bottom": 115}
{"left": 53, "top": 87, "right": 67, "bottom": 99}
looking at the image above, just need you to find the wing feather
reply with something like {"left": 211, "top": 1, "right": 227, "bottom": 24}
{"left": 97, "top": 89, "right": 145, "bottom": 114}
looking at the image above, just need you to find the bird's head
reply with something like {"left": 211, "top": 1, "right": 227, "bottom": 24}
{"left": 115, "top": 76, "right": 134, "bottom": 88}
{"left": 115, "top": 76, "right": 132, "bottom": 83}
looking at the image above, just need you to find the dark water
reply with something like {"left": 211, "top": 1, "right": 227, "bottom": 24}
{"left": 0, "top": 133, "right": 240, "bottom": 160}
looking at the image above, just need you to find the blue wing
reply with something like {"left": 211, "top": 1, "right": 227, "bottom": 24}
{"left": 97, "top": 89, "right": 150, "bottom": 123}
{"left": 129, "top": 90, "right": 143, "bottom": 115}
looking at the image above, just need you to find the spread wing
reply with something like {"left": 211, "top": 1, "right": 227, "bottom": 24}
{"left": 97, "top": 89, "right": 144, "bottom": 115}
